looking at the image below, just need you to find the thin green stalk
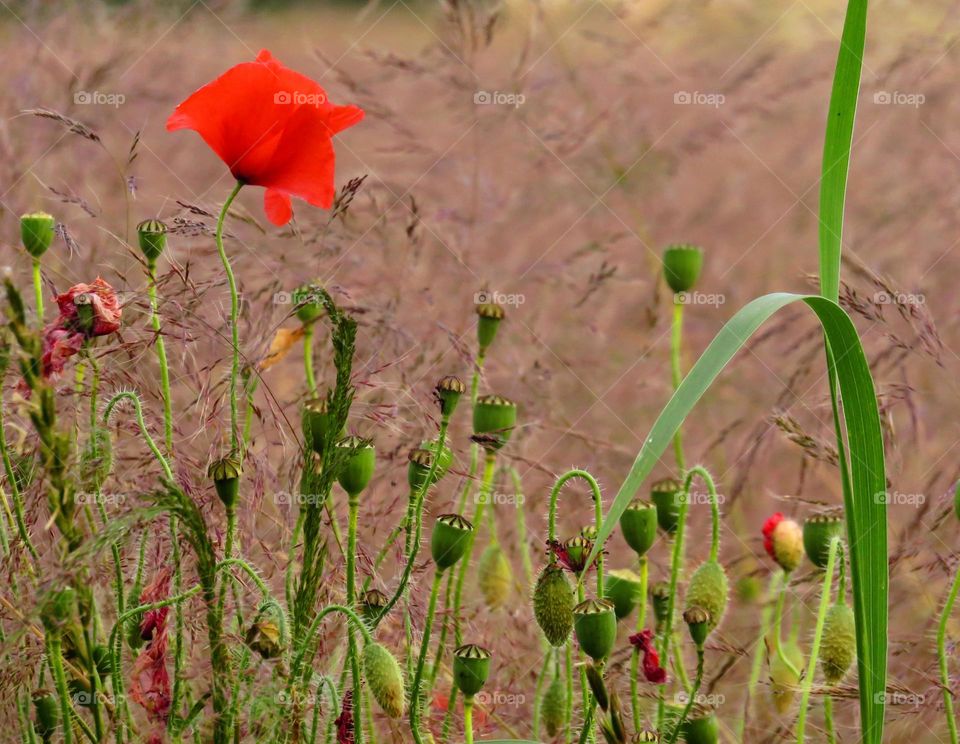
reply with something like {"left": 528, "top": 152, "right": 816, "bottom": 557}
{"left": 146, "top": 260, "right": 174, "bottom": 455}
{"left": 303, "top": 325, "right": 317, "bottom": 395}
{"left": 564, "top": 642, "right": 574, "bottom": 744}
{"left": 346, "top": 493, "right": 363, "bottom": 744}
{"left": 410, "top": 569, "right": 444, "bottom": 744}
{"left": 47, "top": 636, "right": 73, "bottom": 744}
{"left": 737, "top": 573, "right": 779, "bottom": 742}
{"left": 32, "top": 258, "right": 43, "bottom": 321}
{"left": 463, "top": 694, "right": 474, "bottom": 744}
{"left": 796, "top": 537, "right": 841, "bottom": 742}
{"left": 214, "top": 180, "right": 244, "bottom": 455}
{"left": 773, "top": 572, "right": 801, "bottom": 678}
{"left": 824, "top": 695, "right": 836, "bottom": 744}
{"left": 630, "top": 554, "right": 648, "bottom": 726}
{"left": 670, "top": 300, "right": 685, "bottom": 471}
{"left": 938, "top": 558, "right": 960, "bottom": 744}
{"left": 531, "top": 650, "right": 552, "bottom": 741}
{"left": 0, "top": 394, "right": 38, "bottom": 562}
{"left": 665, "top": 646, "right": 705, "bottom": 744}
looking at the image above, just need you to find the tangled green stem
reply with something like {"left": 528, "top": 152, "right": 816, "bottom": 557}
{"left": 214, "top": 180, "right": 244, "bottom": 455}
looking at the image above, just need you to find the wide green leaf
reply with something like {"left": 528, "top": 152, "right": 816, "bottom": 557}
{"left": 582, "top": 292, "right": 886, "bottom": 742}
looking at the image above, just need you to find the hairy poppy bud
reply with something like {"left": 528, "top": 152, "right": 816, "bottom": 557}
{"left": 650, "top": 478, "right": 683, "bottom": 534}
{"left": 651, "top": 581, "right": 671, "bottom": 631}
{"left": 763, "top": 513, "right": 804, "bottom": 573}
{"left": 541, "top": 673, "right": 565, "bottom": 737}
{"left": 136, "top": 219, "right": 167, "bottom": 263}
{"left": 453, "top": 644, "right": 491, "bottom": 697}
{"left": 245, "top": 620, "right": 282, "bottom": 659}
{"left": 533, "top": 564, "right": 575, "bottom": 646}
{"left": 585, "top": 661, "right": 609, "bottom": 712}
{"left": 803, "top": 511, "right": 844, "bottom": 569}
{"left": 32, "top": 688, "right": 59, "bottom": 742}
{"left": 431, "top": 514, "right": 473, "bottom": 570}
{"left": 604, "top": 568, "right": 643, "bottom": 620}
{"left": 473, "top": 395, "right": 517, "bottom": 450}
{"left": 435, "top": 375, "right": 465, "bottom": 419}
{"left": 683, "top": 606, "right": 711, "bottom": 647}
{"left": 683, "top": 705, "right": 719, "bottom": 744}
{"left": 360, "top": 589, "right": 388, "bottom": 623}
{"left": 21, "top": 212, "right": 55, "bottom": 259}
{"left": 208, "top": 455, "right": 242, "bottom": 509}
{"left": 362, "top": 642, "right": 405, "bottom": 718}
{"left": 573, "top": 598, "right": 617, "bottom": 661}
{"left": 684, "top": 560, "right": 729, "bottom": 633}
{"left": 302, "top": 397, "right": 341, "bottom": 455}
{"left": 478, "top": 543, "right": 512, "bottom": 610}
{"left": 475, "top": 301, "right": 505, "bottom": 352}
{"left": 620, "top": 499, "right": 658, "bottom": 557}
{"left": 39, "top": 585, "right": 77, "bottom": 636}
{"left": 770, "top": 639, "right": 803, "bottom": 714}
{"left": 337, "top": 437, "right": 376, "bottom": 497}
{"left": 293, "top": 284, "right": 324, "bottom": 324}
{"left": 820, "top": 601, "right": 855, "bottom": 685}
{"left": 662, "top": 243, "right": 703, "bottom": 294}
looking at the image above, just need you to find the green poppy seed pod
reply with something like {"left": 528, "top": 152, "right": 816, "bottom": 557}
{"left": 337, "top": 438, "right": 376, "bottom": 497}
{"left": 651, "top": 581, "right": 671, "bottom": 631}
{"left": 32, "top": 688, "right": 59, "bottom": 742}
{"left": 294, "top": 284, "right": 324, "bottom": 323}
{"left": 682, "top": 706, "right": 719, "bottom": 744}
{"left": 662, "top": 243, "right": 703, "bottom": 294}
{"left": 472, "top": 395, "right": 517, "bottom": 450}
{"left": 684, "top": 560, "right": 729, "bottom": 632}
{"left": 683, "top": 606, "right": 711, "bottom": 647}
{"left": 475, "top": 301, "right": 505, "bottom": 352}
{"left": 803, "top": 512, "right": 844, "bottom": 569}
{"left": 541, "top": 673, "right": 566, "bottom": 737}
{"left": 453, "top": 644, "right": 491, "bottom": 697}
{"left": 360, "top": 589, "right": 388, "bottom": 624}
{"left": 136, "top": 219, "right": 167, "bottom": 263}
{"left": 770, "top": 639, "right": 803, "bottom": 714}
{"left": 362, "top": 642, "right": 406, "bottom": 718}
{"left": 435, "top": 375, "right": 465, "bottom": 419}
{"left": 478, "top": 543, "right": 513, "bottom": 610}
{"left": 579, "top": 524, "right": 598, "bottom": 541}
{"left": 407, "top": 448, "right": 435, "bottom": 492}
{"left": 430, "top": 513, "right": 474, "bottom": 570}
{"left": 564, "top": 535, "right": 593, "bottom": 571}
{"left": 21, "top": 212, "right": 55, "bottom": 259}
{"left": 585, "top": 662, "right": 609, "bottom": 712}
{"left": 573, "top": 598, "right": 617, "bottom": 661}
{"left": 208, "top": 455, "right": 242, "bottom": 509}
{"left": 632, "top": 731, "right": 659, "bottom": 742}
{"left": 650, "top": 478, "right": 683, "bottom": 534}
{"left": 245, "top": 620, "right": 282, "bottom": 659}
{"left": 620, "top": 499, "right": 658, "bottom": 557}
{"left": 39, "top": 585, "right": 77, "bottom": 636}
{"left": 820, "top": 601, "right": 855, "bottom": 685}
{"left": 533, "top": 564, "right": 575, "bottom": 646}
{"left": 302, "top": 397, "right": 341, "bottom": 454}
{"left": 603, "top": 568, "right": 643, "bottom": 620}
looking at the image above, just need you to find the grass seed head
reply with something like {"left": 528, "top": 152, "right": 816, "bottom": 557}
{"left": 533, "top": 563, "right": 575, "bottom": 646}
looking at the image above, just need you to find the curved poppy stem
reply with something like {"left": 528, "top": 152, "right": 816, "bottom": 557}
{"left": 215, "top": 180, "right": 244, "bottom": 456}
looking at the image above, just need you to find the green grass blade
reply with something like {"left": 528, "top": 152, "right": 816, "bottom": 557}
{"left": 582, "top": 292, "right": 886, "bottom": 742}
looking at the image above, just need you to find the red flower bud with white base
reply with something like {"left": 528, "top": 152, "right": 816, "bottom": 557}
{"left": 762, "top": 512, "right": 804, "bottom": 573}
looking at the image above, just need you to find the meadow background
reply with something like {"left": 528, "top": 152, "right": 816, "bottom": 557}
{"left": 0, "top": 0, "right": 958, "bottom": 741}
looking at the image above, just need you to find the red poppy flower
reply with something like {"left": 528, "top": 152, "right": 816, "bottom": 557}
{"left": 629, "top": 629, "right": 667, "bottom": 684}
{"left": 167, "top": 49, "right": 364, "bottom": 226}
{"left": 762, "top": 511, "right": 804, "bottom": 572}
{"left": 335, "top": 690, "right": 354, "bottom": 744}
{"left": 761, "top": 512, "right": 785, "bottom": 559}
{"left": 130, "top": 568, "right": 172, "bottom": 737}
{"left": 40, "top": 278, "right": 121, "bottom": 379}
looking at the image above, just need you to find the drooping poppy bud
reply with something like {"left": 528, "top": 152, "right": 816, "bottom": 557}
{"left": 604, "top": 568, "right": 643, "bottom": 620}
{"left": 620, "top": 499, "right": 658, "bottom": 557}
{"left": 21, "top": 212, "right": 56, "bottom": 259}
{"left": 650, "top": 478, "right": 683, "bottom": 534}
{"left": 541, "top": 673, "right": 565, "bottom": 737}
{"left": 820, "top": 601, "right": 855, "bottom": 685}
{"left": 435, "top": 375, "right": 465, "bottom": 419}
{"left": 359, "top": 589, "right": 388, "bottom": 624}
{"left": 453, "top": 644, "right": 491, "bottom": 697}
{"left": 430, "top": 514, "right": 473, "bottom": 570}
{"left": 802, "top": 511, "right": 844, "bottom": 569}
{"left": 472, "top": 395, "right": 517, "bottom": 450}
{"left": 475, "top": 301, "right": 505, "bottom": 353}
{"left": 651, "top": 582, "right": 671, "bottom": 632}
{"left": 684, "top": 560, "right": 729, "bottom": 633}
{"left": 39, "top": 585, "right": 77, "bottom": 636}
{"left": 245, "top": 620, "right": 282, "bottom": 659}
{"left": 136, "top": 219, "right": 168, "bottom": 263}
{"left": 362, "top": 642, "right": 405, "bottom": 718}
{"left": 573, "top": 598, "right": 617, "bottom": 661}
{"left": 32, "top": 688, "right": 59, "bottom": 742}
{"left": 628, "top": 629, "right": 667, "bottom": 684}
{"left": 683, "top": 606, "right": 711, "bottom": 647}
{"left": 662, "top": 243, "right": 703, "bottom": 294}
{"left": 208, "top": 455, "right": 242, "bottom": 509}
{"left": 337, "top": 437, "right": 376, "bottom": 497}
{"left": 478, "top": 543, "right": 512, "bottom": 610}
{"left": 533, "top": 563, "right": 575, "bottom": 646}
{"left": 585, "top": 661, "right": 609, "bottom": 712}
{"left": 762, "top": 513, "right": 804, "bottom": 573}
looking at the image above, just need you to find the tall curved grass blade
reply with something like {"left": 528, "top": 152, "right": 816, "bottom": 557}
{"left": 582, "top": 292, "right": 886, "bottom": 743}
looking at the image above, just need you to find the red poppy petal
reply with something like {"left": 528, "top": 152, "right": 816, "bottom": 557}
{"left": 264, "top": 189, "right": 294, "bottom": 226}
{"left": 258, "top": 106, "right": 337, "bottom": 209}
{"left": 328, "top": 104, "right": 365, "bottom": 135}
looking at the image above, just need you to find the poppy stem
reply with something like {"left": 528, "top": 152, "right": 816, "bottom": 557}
{"left": 32, "top": 257, "right": 44, "bottom": 322}
{"left": 214, "top": 180, "right": 245, "bottom": 456}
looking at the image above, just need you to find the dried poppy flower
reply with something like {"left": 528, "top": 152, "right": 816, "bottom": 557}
{"left": 129, "top": 568, "right": 172, "bottom": 737}
{"left": 629, "top": 629, "right": 667, "bottom": 684}
{"left": 167, "top": 49, "right": 364, "bottom": 226}
{"left": 40, "top": 278, "right": 121, "bottom": 379}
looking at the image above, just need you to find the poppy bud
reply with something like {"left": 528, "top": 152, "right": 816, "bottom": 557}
{"left": 39, "top": 585, "right": 77, "bottom": 636}
{"left": 585, "top": 661, "right": 609, "bottom": 712}
{"left": 32, "top": 688, "right": 59, "bottom": 742}
{"left": 603, "top": 568, "right": 643, "bottom": 620}
{"left": 362, "top": 642, "right": 405, "bottom": 718}
{"left": 430, "top": 514, "right": 474, "bottom": 570}
{"left": 620, "top": 499, "right": 658, "bottom": 557}
{"left": 684, "top": 560, "right": 729, "bottom": 633}
{"left": 208, "top": 455, "right": 242, "bottom": 509}
{"left": 454, "top": 643, "right": 492, "bottom": 697}
{"left": 435, "top": 375, "right": 465, "bottom": 419}
{"left": 803, "top": 511, "right": 844, "bottom": 569}
{"left": 533, "top": 564, "right": 575, "bottom": 646}
{"left": 478, "top": 543, "right": 512, "bottom": 610}
{"left": 541, "top": 673, "right": 565, "bottom": 737}
{"left": 651, "top": 581, "right": 671, "bottom": 631}
{"left": 820, "top": 601, "right": 855, "bottom": 685}
{"left": 770, "top": 639, "right": 803, "bottom": 714}
{"left": 136, "top": 219, "right": 168, "bottom": 263}
{"left": 682, "top": 705, "right": 719, "bottom": 744}
{"left": 301, "top": 397, "right": 341, "bottom": 455}
{"left": 633, "top": 731, "right": 659, "bottom": 742}
{"left": 650, "top": 478, "right": 683, "bottom": 534}
{"left": 294, "top": 284, "right": 324, "bottom": 324}
{"left": 337, "top": 437, "right": 376, "bottom": 497}
{"left": 683, "top": 606, "right": 711, "bottom": 647}
{"left": 573, "top": 598, "right": 617, "bottom": 661}
{"left": 360, "top": 589, "right": 388, "bottom": 623}
{"left": 473, "top": 395, "right": 517, "bottom": 450}
{"left": 762, "top": 513, "right": 804, "bottom": 573}
{"left": 662, "top": 243, "right": 703, "bottom": 294}
{"left": 245, "top": 620, "right": 282, "bottom": 659}
{"left": 475, "top": 301, "right": 505, "bottom": 352}
{"left": 21, "top": 212, "right": 55, "bottom": 259}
